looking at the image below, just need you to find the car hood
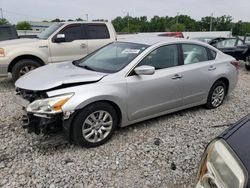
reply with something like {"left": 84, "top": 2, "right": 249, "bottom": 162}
{"left": 220, "top": 114, "right": 250, "bottom": 175}
{"left": 15, "top": 61, "right": 108, "bottom": 91}
{"left": 0, "top": 38, "right": 41, "bottom": 47}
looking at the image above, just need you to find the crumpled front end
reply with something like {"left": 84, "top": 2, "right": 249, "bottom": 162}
{"left": 15, "top": 88, "right": 67, "bottom": 135}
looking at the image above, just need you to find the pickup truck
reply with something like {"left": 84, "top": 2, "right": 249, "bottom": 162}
{"left": 0, "top": 22, "right": 116, "bottom": 81}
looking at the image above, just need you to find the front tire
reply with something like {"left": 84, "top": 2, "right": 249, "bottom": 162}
{"left": 72, "top": 102, "right": 118, "bottom": 148}
{"left": 206, "top": 81, "right": 226, "bottom": 109}
{"left": 12, "top": 59, "right": 41, "bottom": 81}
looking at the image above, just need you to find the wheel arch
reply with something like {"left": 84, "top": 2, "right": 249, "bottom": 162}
{"left": 8, "top": 55, "right": 45, "bottom": 73}
{"left": 213, "top": 77, "right": 230, "bottom": 95}
{"left": 68, "top": 100, "right": 123, "bottom": 141}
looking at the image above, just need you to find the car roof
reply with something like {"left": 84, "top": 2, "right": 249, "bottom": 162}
{"left": 117, "top": 35, "right": 190, "bottom": 46}
{"left": 62, "top": 21, "right": 111, "bottom": 25}
{"left": 192, "top": 37, "right": 215, "bottom": 39}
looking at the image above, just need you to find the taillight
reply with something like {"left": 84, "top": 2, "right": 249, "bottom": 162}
{"left": 230, "top": 60, "right": 240, "bottom": 69}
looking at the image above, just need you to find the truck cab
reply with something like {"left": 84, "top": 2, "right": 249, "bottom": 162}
{"left": 0, "top": 22, "right": 116, "bottom": 81}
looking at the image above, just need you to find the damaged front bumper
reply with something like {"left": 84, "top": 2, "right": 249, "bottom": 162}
{"left": 22, "top": 112, "right": 63, "bottom": 135}
{"left": 15, "top": 89, "right": 75, "bottom": 138}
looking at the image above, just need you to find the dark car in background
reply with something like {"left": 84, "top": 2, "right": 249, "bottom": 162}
{"left": 0, "top": 25, "right": 19, "bottom": 41}
{"left": 193, "top": 36, "right": 250, "bottom": 70}
{"left": 243, "top": 33, "right": 250, "bottom": 45}
{"left": 0, "top": 25, "right": 37, "bottom": 41}
{"left": 191, "top": 37, "right": 225, "bottom": 44}
{"left": 196, "top": 114, "right": 250, "bottom": 188}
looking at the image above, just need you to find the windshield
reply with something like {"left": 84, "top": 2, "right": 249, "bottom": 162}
{"left": 77, "top": 42, "right": 149, "bottom": 73}
{"left": 37, "top": 23, "right": 64, "bottom": 40}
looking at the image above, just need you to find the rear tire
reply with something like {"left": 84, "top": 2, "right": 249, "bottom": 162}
{"left": 72, "top": 102, "right": 118, "bottom": 148}
{"left": 12, "top": 59, "right": 41, "bottom": 81}
{"left": 206, "top": 81, "right": 226, "bottom": 109}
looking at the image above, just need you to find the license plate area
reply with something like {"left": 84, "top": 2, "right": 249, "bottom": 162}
{"left": 14, "top": 95, "right": 30, "bottom": 108}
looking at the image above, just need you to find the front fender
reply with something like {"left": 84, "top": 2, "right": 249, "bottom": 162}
{"left": 5, "top": 40, "right": 50, "bottom": 64}
{"left": 47, "top": 81, "right": 128, "bottom": 125}
{"left": 7, "top": 50, "right": 49, "bottom": 65}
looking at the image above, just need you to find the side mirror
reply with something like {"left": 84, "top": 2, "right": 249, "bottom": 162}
{"left": 134, "top": 65, "right": 155, "bottom": 75}
{"left": 55, "top": 34, "right": 66, "bottom": 43}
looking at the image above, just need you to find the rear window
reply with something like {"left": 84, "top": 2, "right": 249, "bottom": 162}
{"left": 86, "top": 24, "right": 110, "bottom": 39}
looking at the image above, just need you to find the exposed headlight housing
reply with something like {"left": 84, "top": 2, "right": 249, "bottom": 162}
{"left": 0, "top": 48, "right": 5, "bottom": 57}
{"left": 26, "top": 93, "right": 74, "bottom": 114}
{"left": 196, "top": 139, "right": 248, "bottom": 188}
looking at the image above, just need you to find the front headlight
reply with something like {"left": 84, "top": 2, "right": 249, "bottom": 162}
{"left": 196, "top": 139, "right": 248, "bottom": 188}
{"left": 0, "top": 48, "right": 5, "bottom": 57}
{"left": 26, "top": 93, "right": 74, "bottom": 114}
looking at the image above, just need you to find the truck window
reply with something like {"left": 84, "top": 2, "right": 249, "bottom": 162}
{"left": 61, "top": 24, "right": 83, "bottom": 42}
{"left": 86, "top": 24, "right": 110, "bottom": 39}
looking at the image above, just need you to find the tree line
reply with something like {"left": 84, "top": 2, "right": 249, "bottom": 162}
{"left": 0, "top": 14, "right": 250, "bottom": 36}
{"left": 112, "top": 15, "right": 250, "bottom": 36}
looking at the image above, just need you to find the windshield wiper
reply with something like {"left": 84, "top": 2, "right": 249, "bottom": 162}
{"left": 72, "top": 60, "right": 80, "bottom": 66}
{"left": 81, "top": 65, "right": 96, "bottom": 71}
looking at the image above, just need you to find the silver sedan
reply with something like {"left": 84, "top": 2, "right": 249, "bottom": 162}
{"left": 15, "top": 36, "right": 239, "bottom": 147}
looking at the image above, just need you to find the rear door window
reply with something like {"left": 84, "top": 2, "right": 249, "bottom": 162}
{"left": 85, "top": 24, "right": 110, "bottom": 39}
{"left": 209, "top": 49, "right": 217, "bottom": 60}
{"left": 182, "top": 44, "right": 209, "bottom": 65}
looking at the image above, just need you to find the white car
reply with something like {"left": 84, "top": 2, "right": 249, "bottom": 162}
{"left": 0, "top": 21, "right": 116, "bottom": 80}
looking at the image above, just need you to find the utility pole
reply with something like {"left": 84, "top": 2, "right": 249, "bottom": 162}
{"left": 85, "top": 14, "right": 88, "bottom": 21}
{"left": 210, "top": 13, "right": 213, "bottom": 31}
{"left": 123, "top": 11, "right": 130, "bottom": 33}
{"left": 126, "top": 12, "right": 130, "bottom": 33}
{"left": 124, "top": 12, "right": 130, "bottom": 33}
{"left": 0, "top": 8, "right": 3, "bottom": 19}
{"left": 176, "top": 12, "right": 179, "bottom": 24}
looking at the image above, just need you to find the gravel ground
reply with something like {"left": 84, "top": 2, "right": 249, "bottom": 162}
{"left": 0, "top": 67, "right": 249, "bottom": 188}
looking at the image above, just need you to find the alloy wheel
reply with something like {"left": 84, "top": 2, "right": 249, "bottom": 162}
{"left": 211, "top": 86, "right": 225, "bottom": 107}
{"left": 82, "top": 110, "right": 113, "bottom": 143}
{"left": 19, "top": 66, "right": 36, "bottom": 77}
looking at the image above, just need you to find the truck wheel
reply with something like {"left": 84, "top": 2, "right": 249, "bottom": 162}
{"left": 12, "top": 59, "right": 41, "bottom": 81}
{"left": 72, "top": 102, "right": 118, "bottom": 148}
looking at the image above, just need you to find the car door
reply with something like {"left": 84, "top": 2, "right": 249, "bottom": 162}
{"left": 126, "top": 44, "right": 183, "bottom": 121}
{"left": 49, "top": 24, "right": 88, "bottom": 62}
{"left": 213, "top": 38, "right": 237, "bottom": 58}
{"left": 180, "top": 43, "right": 217, "bottom": 106}
{"left": 84, "top": 23, "right": 114, "bottom": 54}
{"left": 234, "top": 39, "right": 249, "bottom": 60}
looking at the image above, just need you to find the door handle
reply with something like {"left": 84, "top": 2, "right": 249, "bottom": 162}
{"left": 208, "top": 66, "right": 216, "bottom": 71}
{"left": 80, "top": 43, "right": 87, "bottom": 48}
{"left": 171, "top": 74, "right": 183, "bottom": 79}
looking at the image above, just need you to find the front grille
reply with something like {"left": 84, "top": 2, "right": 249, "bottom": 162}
{"left": 16, "top": 88, "right": 47, "bottom": 102}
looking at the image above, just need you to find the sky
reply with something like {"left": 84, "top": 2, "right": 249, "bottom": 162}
{"left": 1, "top": 0, "right": 250, "bottom": 24}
